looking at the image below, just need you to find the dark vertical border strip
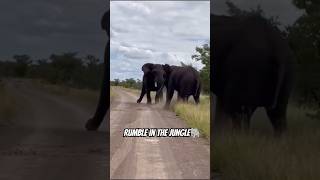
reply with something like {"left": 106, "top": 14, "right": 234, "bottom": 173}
{"left": 86, "top": 0, "right": 110, "bottom": 178}
{"left": 106, "top": 1, "right": 110, "bottom": 178}
{"left": 210, "top": 0, "right": 213, "bottom": 179}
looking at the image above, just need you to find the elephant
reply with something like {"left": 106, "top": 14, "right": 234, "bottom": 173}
{"left": 85, "top": 11, "right": 110, "bottom": 131}
{"left": 137, "top": 63, "right": 165, "bottom": 104}
{"left": 211, "top": 14, "right": 294, "bottom": 135}
{"left": 163, "top": 64, "right": 201, "bottom": 108}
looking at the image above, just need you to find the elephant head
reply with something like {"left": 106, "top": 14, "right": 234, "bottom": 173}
{"left": 142, "top": 63, "right": 166, "bottom": 90}
{"left": 137, "top": 63, "right": 166, "bottom": 104}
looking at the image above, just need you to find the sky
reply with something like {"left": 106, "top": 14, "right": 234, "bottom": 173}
{"left": 212, "top": 0, "right": 304, "bottom": 26}
{"left": 0, "top": 0, "right": 107, "bottom": 61}
{"left": 0, "top": 0, "right": 303, "bottom": 79}
{"left": 110, "top": 1, "right": 210, "bottom": 80}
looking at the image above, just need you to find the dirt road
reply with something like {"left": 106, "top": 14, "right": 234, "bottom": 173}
{"left": 110, "top": 88, "right": 210, "bottom": 179}
{"left": 0, "top": 79, "right": 108, "bottom": 180}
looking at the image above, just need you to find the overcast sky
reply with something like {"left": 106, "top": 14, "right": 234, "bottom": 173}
{"left": 110, "top": 1, "right": 210, "bottom": 80}
{"left": 212, "top": 0, "right": 303, "bottom": 26}
{"left": 0, "top": 0, "right": 303, "bottom": 79}
{"left": 0, "top": 0, "right": 107, "bottom": 61}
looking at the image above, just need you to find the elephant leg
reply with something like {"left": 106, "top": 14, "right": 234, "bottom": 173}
{"left": 266, "top": 81, "right": 290, "bottom": 136}
{"left": 213, "top": 96, "right": 232, "bottom": 133}
{"left": 193, "top": 94, "right": 200, "bottom": 104}
{"left": 194, "top": 86, "right": 201, "bottom": 104}
{"left": 265, "top": 104, "right": 287, "bottom": 136}
{"left": 86, "top": 40, "right": 109, "bottom": 131}
{"left": 155, "top": 88, "right": 163, "bottom": 104}
{"left": 137, "top": 87, "right": 146, "bottom": 103}
{"left": 242, "top": 106, "right": 256, "bottom": 131}
{"left": 137, "top": 76, "right": 147, "bottom": 103}
{"left": 147, "top": 90, "right": 152, "bottom": 104}
{"left": 159, "top": 91, "right": 163, "bottom": 102}
{"left": 165, "top": 87, "right": 174, "bottom": 109}
{"left": 155, "top": 94, "right": 159, "bottom": 104}
{"left": 231, "top": 111, "right": 242, "bottom": 130}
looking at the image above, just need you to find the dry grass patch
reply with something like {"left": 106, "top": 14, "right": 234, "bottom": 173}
{"left": 173, "top": 95, "right": 210, "bottom": 139}
{"left": 213, "top": 105, "right": 320, "bottom": 180}
{"left": 0, "top": 81, "right": 16, "bottom": 124}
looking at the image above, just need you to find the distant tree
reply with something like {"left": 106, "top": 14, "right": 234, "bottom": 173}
{"left": 114, "top": 79, "right": 120, "bottom": 86}
{"left": 85, "top": 55, "right": 100, "bottom": 67}
{"left": 226, "top": 1, "right": 281, "bottom": 27}
{"left": 124, "top": 78, "right": 137, "bottom": 88}
{"left": 287, "top": 0, "right": 320, "bottom": 118}
{"left": 192, "top": 44, "right": 210, "bottom": 93}
{"left": 13, "top": 54, "right": 32, "bottom": 77}
{"left": 49, "top": 52, "right": 83, "bottom": 84}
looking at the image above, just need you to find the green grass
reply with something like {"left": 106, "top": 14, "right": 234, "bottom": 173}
{"left": 110, "top": 86, "right": 116, "bottom": 98}
{"left": 173, "top": 95, "right": 210, "bottom": 139}
{"left": 0, "top": 80, "right": 16, "bottom": 124}
{"left": 213, "top": 105, "right": 320, "bottom": 180}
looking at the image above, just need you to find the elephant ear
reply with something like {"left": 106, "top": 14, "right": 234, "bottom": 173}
{"left": 162, "top": 64, "right": 171, "bottom": 75}
{"left": 142, "top": 63, "right": 154, "bottom": 74}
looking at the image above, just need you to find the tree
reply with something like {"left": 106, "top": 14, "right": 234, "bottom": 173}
{"left": 13, "top": 54, "right": 32, "bottom": 77}
{"left": 288, "top": 0, "right": 320, "bottom": 118}
{"left": 85, "top": 55, "right": 100, "bottom": 68}
{"left": 192, "top": 44, "right": 210, "bottom": 93}
{"left": 226, "top": 1, "right": 281, "bottom": 27}
{"left": 114, "top": 79, "right": 120, "bottom": 86}
{"left": 49, "top": 52, "right": 83, "bottom": 84}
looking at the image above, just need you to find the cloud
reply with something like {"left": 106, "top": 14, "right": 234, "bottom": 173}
{"left": 117, "top": 2, "right": 151, "bottom": 15}
{"left": 116, "top": 45, "right": 153, "bottom": 59}
{"left": 0, "top": 0, "right": 107, "bottom": 60}
{"left": 212, "top": 0, "right": 303, "bottom": 26}
{"left": 110, "top": 1, "right": 210, "bottom": 80}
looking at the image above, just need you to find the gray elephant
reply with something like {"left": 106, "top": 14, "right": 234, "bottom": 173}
{"left": 163, "top": 64, "right": 201, "bottom": 108}
{"left": 85, "top": 11, "right": 110, "bottom": 131}
{"left": 137, "top": 63, "right": 165, "bottom": 104}
{"left": 212, "top": 14, "right": 294, "bottom": 135}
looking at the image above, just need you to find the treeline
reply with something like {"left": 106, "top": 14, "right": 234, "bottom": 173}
{"left": 110, "top": 78, "right": 142, "bottom": 89}
{"left": 0, "top": 53, "right": 104, "bottom": 90}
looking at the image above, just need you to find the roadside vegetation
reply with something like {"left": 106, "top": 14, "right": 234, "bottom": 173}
{"left": 32, "top": 79, "right": 99, "bottom": 108}
{"left": 213, "top": 104, "right": 320, "bottom": 180}
{"left": 110, "top": 86, "right": 116, "bottom": 98}
{"left": 0, "top": 80, "right": 16, "bottom": 125}
{"left": 0, "top": 53, "right": 104, "bottom": 90}
{"left": 173, "top": 96, "right": 210, "bottom": 139}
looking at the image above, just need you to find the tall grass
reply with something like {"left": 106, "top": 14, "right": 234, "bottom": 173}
{"left": 213, "top": 105, "right": 320, "bottom": 180}
{"left": 173, "top": 96, "right": 210, "bottom": 139}
{"left": 0, "top": 81, "right": 16, "bottom": 124}
{"left": 110, "top": 86, "right": 116, "bottom": 98}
